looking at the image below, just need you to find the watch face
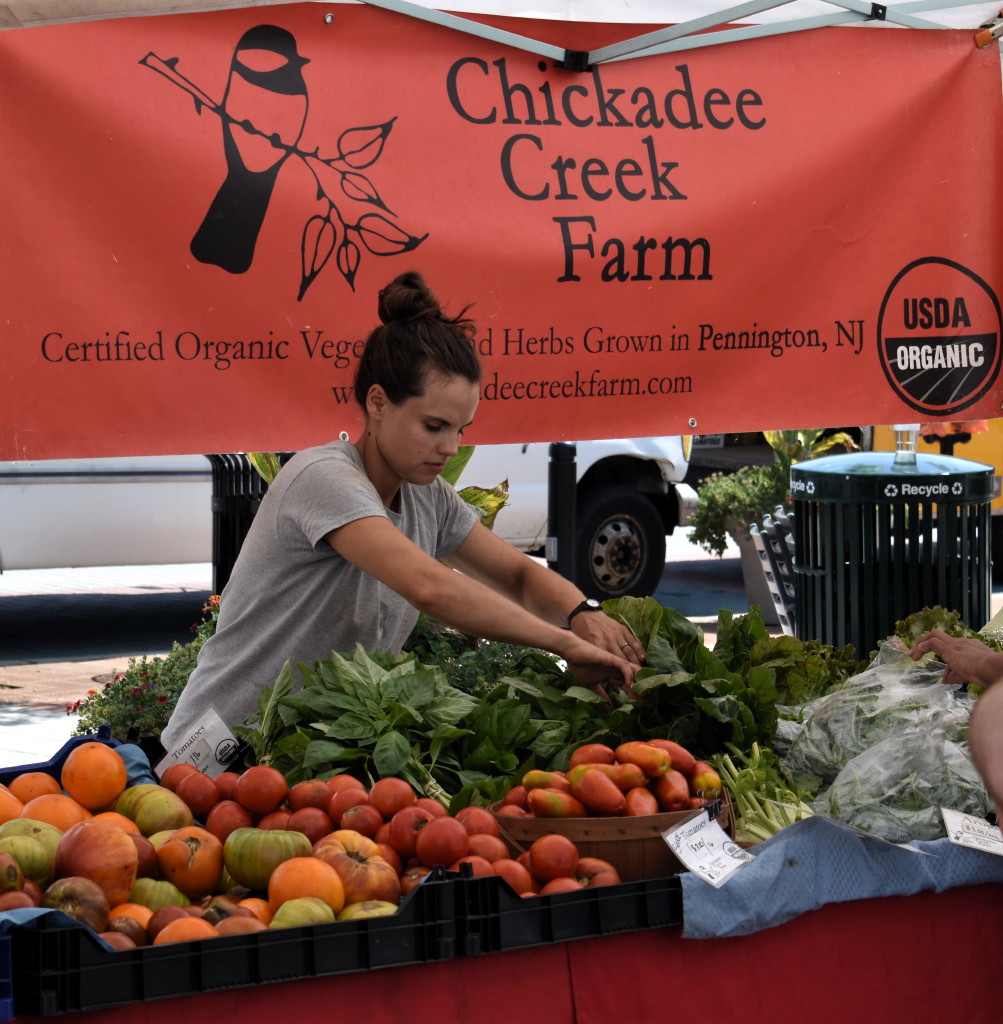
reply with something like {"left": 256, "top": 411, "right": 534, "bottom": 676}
{"left": 586, "top": 599, "right": 601, "bottom": 609}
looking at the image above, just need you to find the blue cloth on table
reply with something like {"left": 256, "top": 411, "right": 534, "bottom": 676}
{"left": 680, "top": 815, "right": 1003, "bottom": 939}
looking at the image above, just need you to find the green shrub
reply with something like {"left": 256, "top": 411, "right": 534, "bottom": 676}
{"left": 68, "top": 597, "right": 218, "bottom": 740}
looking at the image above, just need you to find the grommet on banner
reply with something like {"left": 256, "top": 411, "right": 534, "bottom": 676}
{"left": 869, "top": 3, "right": 887, "bottom": 19}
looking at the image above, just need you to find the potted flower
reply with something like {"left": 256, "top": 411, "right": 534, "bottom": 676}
{"left": 688, "top": 429, "right": 858, "bottom": 618}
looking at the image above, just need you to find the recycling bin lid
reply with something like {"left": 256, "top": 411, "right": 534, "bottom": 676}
{"left": 790, "top": 450, "right": 995, "bottom": 503}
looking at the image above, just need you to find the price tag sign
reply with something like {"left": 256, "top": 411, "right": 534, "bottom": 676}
{"left": 155, "top": 706, "right": 241, "bottom": 779}
{"left": 662, "top": 809, "right": 755, "bottom": 887}
{"left": 942, "top": 808, "right": 1003, "bottom": 856}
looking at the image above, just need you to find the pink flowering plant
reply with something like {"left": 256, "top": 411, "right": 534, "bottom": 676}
{"left": 68, "top": 596, "right": 219, "bottom": 739}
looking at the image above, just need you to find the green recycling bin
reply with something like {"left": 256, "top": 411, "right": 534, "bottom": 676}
{"left": 791, "top": 450, "right": 994, "bottom": 657}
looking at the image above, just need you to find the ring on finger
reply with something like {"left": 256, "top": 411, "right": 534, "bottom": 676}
{"left": 618, "top": 641, "right": 630, "bottom": 650}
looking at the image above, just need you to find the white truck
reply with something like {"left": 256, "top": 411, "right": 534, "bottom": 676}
{"left": 0, "top": 437, "right": 696, "bottom": 599}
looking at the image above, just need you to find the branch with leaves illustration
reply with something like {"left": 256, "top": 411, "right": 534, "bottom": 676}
{"left": 140, "top": 51, "right": 427, "bottom": 300}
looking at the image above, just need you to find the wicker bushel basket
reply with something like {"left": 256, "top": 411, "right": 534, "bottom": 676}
{"left": 490, "top": 792, "right": 734, "bottom": 882}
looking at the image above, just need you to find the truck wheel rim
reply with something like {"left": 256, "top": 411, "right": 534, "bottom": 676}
{"left": 586, "top": 515, "right": 644, "bottom": 591}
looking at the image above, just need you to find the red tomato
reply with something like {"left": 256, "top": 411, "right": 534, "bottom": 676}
{"left": 368, "top": 777, "right": 417, "bottom": 820}
{"left": 387, "top": 805, "right": 436, "bottom": 860}
{"left": 234, "top": 766, "right": 288, "bottom": 817}
{"left": 287, "top": 779, "right": 334, "bottom": 812}
{"left": 286, "top": 806, "right": 334, "bottom": 845}
{"left": 527, "top": 834, "right": 579, "bottom": 883}
{"left": 466, "top": 833, "right": 508, "bottom": 862}
{"left": 454, "top": 805, "right": 501, "bottom": 837}
{"left": 204, "top": 800, "right": 254, "bottom": 844}
{"left": 327, "top": 775, "right": 367, "bottom": 796}
{"left": 328, "top": 788, "right": 370, "bottom": 823}
{"left": 414, "top": 816, "right": 469, "bottom": 868}
{"left": 538, "top": 877, "right": 583, "bottom": 894}
{"left": 492, "top": 857, "right": 534, "bottom": 895}
{"left": 449, "top": 855, "right": 494, "bottom": 877}
{"left": 214, "top": 772, "right": 241, "bottom": 802}
{"left": 339, "top": 803, "right": 384, "bottom": 838}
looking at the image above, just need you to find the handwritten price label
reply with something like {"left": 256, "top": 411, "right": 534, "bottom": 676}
{"left": 662, "top": 809, "right": 755, "bottom": 887}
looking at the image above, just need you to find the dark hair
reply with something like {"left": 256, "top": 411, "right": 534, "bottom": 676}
{"left": 353, "top": 271, "right": 480, "bottom": 409}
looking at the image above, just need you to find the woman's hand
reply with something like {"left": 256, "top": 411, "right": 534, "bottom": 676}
{"left": 910, "top": 629, "right": 1003, "bottom": 688}
{"left": 570, "top": 609, "right": 646, "bottom": 667}
{"left": 560, "top": 633, "right": 640, "bottom": 697}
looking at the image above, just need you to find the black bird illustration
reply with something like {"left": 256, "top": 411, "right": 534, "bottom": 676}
{"left": 191, "top": 24, "right": 309, "bottom": 274}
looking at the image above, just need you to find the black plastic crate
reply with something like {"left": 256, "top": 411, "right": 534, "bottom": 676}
{"left": 6, "top": 873, "right": 457, "bottom": 1016}
{"left": 452, "top": 872, "right": 683, "bottom": 956}
{"left": 0, "top": 727, "right": 117, "bottom": 788}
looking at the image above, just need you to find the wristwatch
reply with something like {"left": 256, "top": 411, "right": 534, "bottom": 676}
{"left": 567, "top": 598, "right": 602, "bottom": 626}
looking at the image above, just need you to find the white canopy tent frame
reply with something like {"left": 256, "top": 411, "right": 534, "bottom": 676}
{"left": 2, "top": 0, "right": 1002, "bottom": 63}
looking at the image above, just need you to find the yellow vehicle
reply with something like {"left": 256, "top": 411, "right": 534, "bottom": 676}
{"left": 870, "top": 419, "right": 1002, "bottom": 582}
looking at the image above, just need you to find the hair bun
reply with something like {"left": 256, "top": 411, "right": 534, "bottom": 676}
{"left": 378, "top": 271, "right": 440, "bottom": 325}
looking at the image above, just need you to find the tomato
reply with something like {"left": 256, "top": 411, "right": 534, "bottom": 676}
{"left": 233, "top": 765, "right": 288, "bottom": 817}
{"left": 287, "top": 779, "right": 334, "bottom": 812}
{"left": 689, "top": 762, "right": 723, "bottom": 798}
{"left": 328, "top": 789, "right": 370, "bottom": 823}
{"left": 567, "top": 743, "right": 617, "bottom": 769}
{"left": 492, "top": 857, "right": 534, "bottom": 895}
{"left": 204, "top": 800, "right": 255, "bottom": 844}
{"left": 521, "top": 770, "right": 571, "bottom": 794}
{"left": 414, "top": 816, "right": 469, "bottom": 868}
{"left": 575, "top": 856, "right": 621, "bottom": 887}
{"left": 257, "top": 809, "right": 292, "bottom": 831}
{"left": 155, "top": 826, "right": 223, "bottom": 900}
{"left": 174, "top": 772, "right": 220, "bottom": 821}
{"left": 286, "top": 806, "right": 334, "bottom": 845}
{"left": 449, "top": 854, "right": 494, "bottom": 877}
{"left": 624, "top": 787, "right": 660, "bottom": 817}
{"left": 222, "top": 827, "right": 313, "bottom": 891}
{"left": 526, "top": 788, "right": 587, "bottom": 818}
{"left": 158, "top": 763, "right": 198, "bottom": 792}
{"left": 367, "top": 777, "right": 416, "bottom": 820}
{"left": 53, "top": 819, "right": 139, "bottom": 908}
{"left": 41, "top": 876, "right": 110, "bottom": 932}
{"left": 387, "top": 805, "right": 436, "bottom": 860}
{"left": 527, "top": 834, "right": 579, "bottom": 883}
{"left": 568, "top": 768, "right": 626, "bottom": 816}
{"left": 496, "top": 804, "right": 530, "bottom": 817}
{"left": 326, "top": 774, "right": 367, "bottom": 796}
{"left": 501, "top": 785, "right": 529, "bottom": 810}
{"left": 645, "top": 739, "right": 697, "bottom": 776}
{"left": 339, "top": 803, "right": 384, "bottom": 838}
{"left": 399, "top": 865, "right": 431, "bottom": 897}
{"left": 538, "top": 877, "right": 582, "bottom": 894}
{"left": 613, "top": 742, "right": 671, "bottom": 778}
{"left": 652, "top": 770, "right": 690, "bottom": 812}
{"left": 465, "top": 833, "right": 508, "bottom": 862}
{"left": 415, "top": 798, "right": 448, "bottom": 818}
{"left": 214, "top": 772, "right": 241, "bottom": 802}
{"left": 0, "top": 850, "right": 22, "bottom": 893}
{"left": 454, "top": 805, "right": 501, "bottom": 837}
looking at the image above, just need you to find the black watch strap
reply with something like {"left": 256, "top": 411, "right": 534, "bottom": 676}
{"left": 567, "top": 598, "right": 602, "bottom": 625}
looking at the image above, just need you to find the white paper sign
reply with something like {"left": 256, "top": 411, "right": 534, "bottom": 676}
{"left": 942, "top": 808, "right": 1003, "bottom": 856}
{"left": 154, "top": 706, "right": 241, "bottom": 779}
{"left": 662, "top": 809, "right": 755, "bottom": 887}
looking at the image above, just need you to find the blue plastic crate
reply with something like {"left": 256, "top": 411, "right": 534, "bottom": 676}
{"left": 0, "top": 725, "right": 118, "bottom": 788}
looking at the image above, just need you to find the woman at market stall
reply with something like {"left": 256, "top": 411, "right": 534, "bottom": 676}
{"left": 910, "top": 629, "right": 1003, "bottom": 821}
{"left": 162, "top": 270, "right": 643, "bottom": 755}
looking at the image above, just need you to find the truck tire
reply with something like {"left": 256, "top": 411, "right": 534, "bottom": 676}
{"left": 575, "top": 485, "right": 666, "bottom": 599}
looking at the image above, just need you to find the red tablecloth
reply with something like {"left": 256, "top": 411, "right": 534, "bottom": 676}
{"left": 13, "top": 884, "right": 1002, "bottom": 1024}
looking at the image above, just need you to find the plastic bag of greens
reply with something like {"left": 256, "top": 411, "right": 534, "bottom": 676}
{"left": 782, "top": 642, "right": 977, "bottom": 784}
{"left": 817, "top": 724, "right": 990, "bottom": 842}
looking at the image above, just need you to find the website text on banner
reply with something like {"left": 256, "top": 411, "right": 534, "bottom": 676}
{"left": 1, "top": 4, "right": 1001, "bottom": 460}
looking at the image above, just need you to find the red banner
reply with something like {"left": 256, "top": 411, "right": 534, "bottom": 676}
{"left": 1, "top": 3, "right": 1001, "bottom": 459}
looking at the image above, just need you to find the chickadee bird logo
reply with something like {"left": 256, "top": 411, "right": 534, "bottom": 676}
{"left": 140, "top": 24, "right": 427, "bottom": 299}
{"left": 191, "top": 25, "right": 309, "bottom": 274}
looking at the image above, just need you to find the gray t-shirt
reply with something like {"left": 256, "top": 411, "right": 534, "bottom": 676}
{"left": 161, "top": 440, "right": 478, "bottom": 751}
